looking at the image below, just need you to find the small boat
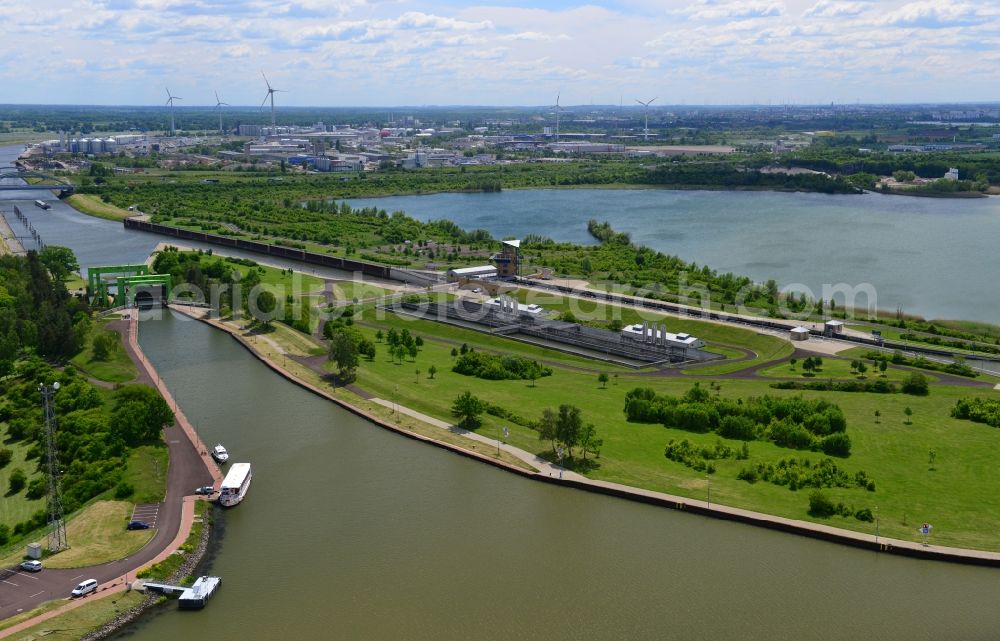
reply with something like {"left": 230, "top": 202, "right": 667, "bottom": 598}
{"left": 211, "top": 444, "right": 229, "bottom": 464}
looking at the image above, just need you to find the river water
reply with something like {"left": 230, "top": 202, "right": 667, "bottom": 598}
{"left": 4, "top": 145, "right": 1000, "bottom": 639}
{"left": 347, "top": 190, "right": 1000, "bottom": 323}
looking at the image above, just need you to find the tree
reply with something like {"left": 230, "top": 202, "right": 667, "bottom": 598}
{"left": 91, "top": 331, "right": 120, "bottom": 361}
{"left": 598, "top": 372, "right": 609, "bottom": 389}
{"left": 537, "top": 407, "right": 558, "bottom": 452}
{"left": 904, "top": 407, "right": 913, "bottom": 424}
{"left": 109, "top": 385, "right": 174, "bottom": 446}
{"left": 329, "top": 327, "right": 361, "bottom": 383}
{"left": 856, "top": 361, "right": 868, "bottom": 377}
{"left": 874, "top": 409, "right": 881, "bottom": 423}
{"left": 428, "top": 364, "right": 438, "bottom": 379}
{"left": 408, "top": 344, "right": 418, "bottom": 361}
{"left": 450, "top": 347, "right": 458, "bottom": 358}
{"left": 579, "top": 423, "right": 602, "bottom": 460}
{"left": 902, "top": 372, "right": 929, "bottom": 396}
{"left": 789, "top": 358, "right": 797, "bottom": 370}
{"left": 38, "top": 246, "right": 79, "bottom": 281}
{"left": 415, "top": 336, "right": 424, "bottom": 348}
{"left": 252, "top": 290, "right": 277, "bottom": 327}
{"left": 879, "top": 360, "right": 888, "bottom": 376}
{"left": 451, "top": 391, "right": 485, "bottom": 429}
{"left": 556, "top": 404, "right": 583, "bottom": 457}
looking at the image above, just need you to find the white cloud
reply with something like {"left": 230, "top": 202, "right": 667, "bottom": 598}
{"left": 690, "top": 1, "right": 785, "bottom": 20}
{"left": 803, "top": 1, "right": 869, "bottom": 18}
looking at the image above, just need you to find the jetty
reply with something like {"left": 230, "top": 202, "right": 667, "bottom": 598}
{"left": 139, "top": 576, "right": 222, "bottom": 609}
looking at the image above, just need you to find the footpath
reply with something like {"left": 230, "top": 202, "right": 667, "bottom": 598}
{"left": 169, "top": 304, "right": 1000, "bottom": 568}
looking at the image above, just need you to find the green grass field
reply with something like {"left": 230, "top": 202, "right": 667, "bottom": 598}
{"left": 757, "top": 358, "right": 935, "bottom": 382}
{"left": 70, "top": 319, "right": 137, "bottom": 384}
{"left": 123, "top": 444, "right": 169, "bottom": 504}
{"left": 322, "top": 303, "right": 1000, "bottom": 551}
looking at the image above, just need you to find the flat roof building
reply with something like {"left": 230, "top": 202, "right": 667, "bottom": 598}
{"left": 447, "top": 265, "right": 497, "bottom": 281}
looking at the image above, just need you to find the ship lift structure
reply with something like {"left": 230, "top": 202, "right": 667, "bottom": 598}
{"left": 87, "top": 264, "right": 172, "bottom": 308}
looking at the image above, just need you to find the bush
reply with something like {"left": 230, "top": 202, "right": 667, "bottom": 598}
{"left": 8, "top": 468, "right": 27, "bottom": 494}
{"left": 25, "top": 477, "right": 46, "bottom": 500}
{"left": 114, "top": 481, "right": 135, "bottom": 500}
{"left": 821, "top": 432, "right": 852, "bottom": 458}
{"left": 0, "top": 448, "right": 12, "bottom": 468}
{"left": 808, "top": 490, "right": 837, "bottom": 517}
{"left": 453, "top": 351, "right": 551, "bottom": 381}
{"left": 901, "top": 372, "right": 930, "bottom": 396}
{"left": 855, "top": 508, "right": 874, "bottom": 522}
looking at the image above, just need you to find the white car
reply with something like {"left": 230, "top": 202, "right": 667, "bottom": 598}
{"left": 71, "top": 578, "right": 98, "bottom": 597}
{"left": 19, "top": 560, "right": 42, "bottom": 572}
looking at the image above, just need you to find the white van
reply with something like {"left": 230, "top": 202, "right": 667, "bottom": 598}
{"left": 71, "top": 579, "right": 98, "bottom": 597}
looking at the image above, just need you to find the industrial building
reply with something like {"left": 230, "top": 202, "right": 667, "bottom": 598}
{"left": 447, "top": 265, "right": 497, "bottom": 281}
{"left": 621, "top": 322, "right": 706, "bottom": 353}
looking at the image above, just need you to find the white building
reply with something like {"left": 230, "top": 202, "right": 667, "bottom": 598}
{"left": 790, "top": 326, "right": 811, "bottom": 341}
{"left": 447, "top": 265, "right": 497, "bottom": 281}
{"left": 621, "top": 323, "right": 705, "bottom": 351}
{"left": 485, "top": 297, "right": 545, "bottom": 315}
{"left": 944, "top": 167, "right": 959, "bottom": 181}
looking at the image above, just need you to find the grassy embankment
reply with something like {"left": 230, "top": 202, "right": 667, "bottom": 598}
{"left": 64, "top": 194, "right": 136, "bottom": 221}
{"left": 69, "top": 318, "right": 138, "bottom": 384}
{"left": 0, "top": 591, "right": 146, "bottom": 638}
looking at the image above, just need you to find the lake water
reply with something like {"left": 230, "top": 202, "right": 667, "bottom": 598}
{"left": 347, "top": 190, "right": 1000, "bottom": 323}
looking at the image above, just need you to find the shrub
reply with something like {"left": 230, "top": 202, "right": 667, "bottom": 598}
{"left": 0, "top": 448, "right": 12, "bottom": 468}
{"left": 114, "top": 481, "right": 135, "bottom": 500}
{"left": 855, "top": 508, "right": 874, "bottom": 522}
{"left": 25, "top": 477, "right": 46, "bottom": 500}
{"left": 8, "top": 468, "right": 27, "bottom": 494}
{"left": 821, "top": 432, "right": 852, "bottom": 458}
{"left": 808, "top": 490, "right": 837, "bottom": 517}
{"left": 901, "top": 372, "right": 930, "bottom": 396}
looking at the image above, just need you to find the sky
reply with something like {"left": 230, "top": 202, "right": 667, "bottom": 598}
{"left": 2, "top": 0, "right": 1000, "bottom": 106}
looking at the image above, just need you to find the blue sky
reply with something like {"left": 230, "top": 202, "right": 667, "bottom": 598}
{"left": 2, "top": 0, "right": 999, "bottom": 106}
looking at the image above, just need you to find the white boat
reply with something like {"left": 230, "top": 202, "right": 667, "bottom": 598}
{"left": 218, "top": 463, "right": 251, "bottom": 507}
{"left": 211, "top": 444, "right": 229, "bottom": 464}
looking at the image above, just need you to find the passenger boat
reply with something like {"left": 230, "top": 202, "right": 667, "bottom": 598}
{"left": 211, "top": 444, "right": 229, "bottom": 463}
{"left": 218, "top": 463, "right": 251, "bottom": 507}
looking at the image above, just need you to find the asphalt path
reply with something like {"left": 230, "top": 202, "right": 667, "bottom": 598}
{"left": 0, "top": 317, "right": 214, "bottom": 620}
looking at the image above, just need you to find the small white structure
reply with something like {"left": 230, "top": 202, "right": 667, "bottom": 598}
{"left": 447, "top": 265, "right": 497, "bottom": 281}
{"left": 790, "top": 326, "right": 811, "bottom": 341}
{"left": 621, "top": 322, "right": 705, "bottom": 352}
{"left": 485, "top": 296, "right": 545, "bottom": 316}
{"left": 944, "top": 167, "right": 959, "bottom": 181}
{"left": 824, "top": 319, "right": 845, "bottom": 336}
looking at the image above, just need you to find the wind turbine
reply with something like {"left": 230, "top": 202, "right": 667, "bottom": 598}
{"left": 214, "top": 90, "right": 229, "bottom": 135}
{"left": 165, "top": 88, "right": 182, "bottom": 135}
{"left": 260, "top": 72, "right": 285, "bottom": 128}
{"left": 635, "top": 97, "right": 657, "bottom": 142}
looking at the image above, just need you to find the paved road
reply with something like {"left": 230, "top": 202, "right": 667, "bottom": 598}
{"left": 0, "top": 315, "right": 215, "bottom": 620}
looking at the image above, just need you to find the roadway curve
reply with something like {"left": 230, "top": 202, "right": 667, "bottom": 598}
{"left": 0, "top": 313, "right": 217, "bottom": 622}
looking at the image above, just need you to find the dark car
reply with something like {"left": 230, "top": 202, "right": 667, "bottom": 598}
{"left": 195, "top": 485, "right": 215, "bottom": 495}
{"left": 127, "top": 520, "right": 151, "bottom": 530}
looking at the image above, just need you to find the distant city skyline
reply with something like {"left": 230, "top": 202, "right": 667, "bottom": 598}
{"left": 2, "top": 0, "right": 999, "bottom": 106}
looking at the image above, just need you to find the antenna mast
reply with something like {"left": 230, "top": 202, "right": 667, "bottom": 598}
{"left": 40, "top": 382, "right": 68, "bottom": 552}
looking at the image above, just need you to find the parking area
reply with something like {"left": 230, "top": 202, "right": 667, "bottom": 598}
{"left": 0, "top": 564, "right": 43, "bottom": 595}
{"left": 129, "top": 503, "right": 161, "bottom": 528}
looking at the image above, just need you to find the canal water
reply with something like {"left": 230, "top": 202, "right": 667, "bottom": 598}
{"left": 108, "top": 310, "right": 1000, "bottom": 641}
{"left": 4, "top": 145, "right": 1000, "bottom": 639}
{"left": 347, "top": 190, "right": 1000, "bottom": 323}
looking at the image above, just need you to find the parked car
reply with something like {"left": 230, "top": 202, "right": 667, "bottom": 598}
{"left": 195, "top": 485, "right": 215, "bottom": 495}
{"left": 71, "top": 579, "right": 98, "bottom": 597}
{"left": 19, "top": 560, "right": 42, "bottom": 572}
{"left": 127, "top": 520, "right": 151, "bottom": 530}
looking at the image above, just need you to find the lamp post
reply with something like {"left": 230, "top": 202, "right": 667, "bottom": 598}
{"left": 875, "top": 505, "right": 880, "bottom": 547}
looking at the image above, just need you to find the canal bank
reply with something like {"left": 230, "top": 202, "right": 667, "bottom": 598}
{"left": 167, "top": 304, "right": 1000, "bottom": 568}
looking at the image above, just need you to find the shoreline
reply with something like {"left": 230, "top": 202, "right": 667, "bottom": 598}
{"left": 168, "top": 303, "right": 1000, "bottom": 568}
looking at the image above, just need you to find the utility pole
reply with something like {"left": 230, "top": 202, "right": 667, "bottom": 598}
{"left": 40, "top": 382, "right": 68, "bottom": 552}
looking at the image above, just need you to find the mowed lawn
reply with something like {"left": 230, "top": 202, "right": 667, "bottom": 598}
{"left": 321, "top": 305, "right": 1000, "bottom": 551}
